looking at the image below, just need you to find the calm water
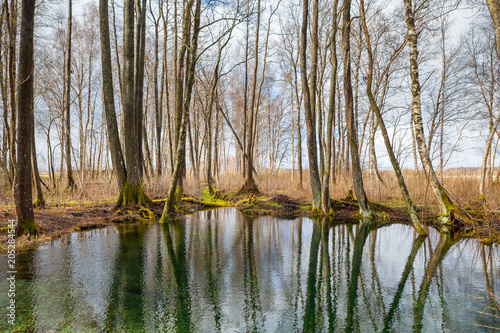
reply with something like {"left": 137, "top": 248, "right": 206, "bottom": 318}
{"left": 0, "top": 208, "right": 499, "bottom": 332}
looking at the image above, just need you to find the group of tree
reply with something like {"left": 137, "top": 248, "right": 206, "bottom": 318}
{"left": 3, "top": 0, "right": 500, "bottom": 235}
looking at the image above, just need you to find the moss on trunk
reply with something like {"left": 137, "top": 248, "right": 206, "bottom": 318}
{"left": 33, "top": 197, "right": 46, "bottom": 209}
{"left": 17, "top": 218, "right": 39, "bottom": 236}
{"left": 116, "top": 182, "right": 153, "bottom": 206}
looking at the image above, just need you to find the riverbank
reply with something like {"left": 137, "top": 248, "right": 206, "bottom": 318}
{"left": 1, "top": 187, "right": 498, "bottom": 254}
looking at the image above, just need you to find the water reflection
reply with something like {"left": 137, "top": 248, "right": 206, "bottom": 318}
{"left": 0, "top": 208, "right": 498, "bottom": 332}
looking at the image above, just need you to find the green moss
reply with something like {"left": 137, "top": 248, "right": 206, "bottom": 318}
{"left": 138, "top": 207, "right": 155, "bottom": 220}
{"left": 378, "top": 211, "right": 390, "bottom": 223}
{"left": 159, "top": 211, "right": 170, "bottom": 224}
{"left": 236, "top": 195, "right": 257, "bottom": 205}
{"left": 182, "top": 198, "right": 232, "bottom": 208}
{"left": 330, "top": 199, "right": 359, "bottom": 211}
{"left": 327, "top": 208, "right": 335, "bottom": 217}
{"left": 116, "top": 182, "right": 153, "bottom": 206}
{"left": 345, "top": 190, "right": 354, "bottom": 201}
{"left": 242, "top": 208, "right": 275, "bottom": 215}
{"left": 18, "top": 218, "right": 39, "bottom": 235}
{"left": 174, "top": 188, "right": 183, "bottom": 211}
{"left": 33, "top": 197, "right": 46, "bottom": 209}
{"left": 310, "top": 207, "right": 324, "bottom": 217}
{"left": 199, "top": 187, "right": 233, "bottom": 206}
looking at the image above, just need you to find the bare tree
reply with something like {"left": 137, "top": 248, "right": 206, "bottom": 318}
{"left": 360, "top": 0, "right": 425, "bottom": 234}
{"left": 301, "top": 0, "right": 323, "bottom": 210}
{"left": 63, "top": 0, "right": 75, "bottom": 189}
{"left": 116, "top": 0, "right": 152, "bottom": 205}
{"left": 14, "top": 0, "right": 38, "bottom": 235}
{"left": 99, "top": 0, "right": 127, "bottom": 189}
{"left": 403, "top": 0, "right": 455, "bottom": 220}
{"left": 160, "top": 0, "right": 201, "bottom": 222}
{"left": 343, "top": 0, "right": 371, "bottom": 217}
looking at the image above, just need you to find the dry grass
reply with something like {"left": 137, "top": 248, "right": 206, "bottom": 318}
{"left": 0, "top": 168, "right": 499, "bottom": 214}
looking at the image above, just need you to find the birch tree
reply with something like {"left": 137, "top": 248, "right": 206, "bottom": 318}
{"left": 360, "top": 0, "right": 425, "bottom": 234}
{"left": 403, "top": 0, "right": 455, "bottom": 220}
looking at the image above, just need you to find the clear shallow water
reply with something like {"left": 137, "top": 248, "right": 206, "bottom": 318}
{"left": 0, "top": 208, "right": 498, "bottom": 332}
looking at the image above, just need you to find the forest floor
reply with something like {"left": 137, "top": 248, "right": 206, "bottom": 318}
{"left": 1, "top": 169, "right": 500, "bottom": 253}
{"left": 1, "top": 183, "right": 498, "bottom": 253}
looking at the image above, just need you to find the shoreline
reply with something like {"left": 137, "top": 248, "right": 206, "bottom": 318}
{"left": 0, "top": 193, "right": 498, "bottom": 254}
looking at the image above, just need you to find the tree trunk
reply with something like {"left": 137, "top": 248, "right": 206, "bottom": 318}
{"left": 486, "top": 0, "right": 500, "bottom": 58}
{"left": 98, "top": 0, "right": 127, "bottom": 190}
{"left": 484, "top": 0, "right": 500, "bottom": 198}
{"left": 116, "top": 0, "right": 151, "bottom": 206}
{"left": 403, "top": 0, "right": 455, "bottom": 218}
{"left": 300, "top": 0, "right": 322, "bottom": 210}
{"left": 6, "top": 0, "right": 17, "bottom": 185}
{"left": 64, "top": 0, "right": 75, "bottom": 189}
{"left": 32, "top": 128, "right": 45, "bottom": 208}
{"left": 343, "top": 0, "right": 371, "bottom": 217}
{"left": 134, "top": 0, "right": 147, "bottom": 177}
{"left": 359, "top": 0, "right": 425, "bottom": 235}
{"left": 322, "top": 0, "right": 339, "bottom": 214}
{"left": 14, "top": 0, "right": 38, "bottom": 235}
{"left": 160, "top": 0, "right": 200, "bottom": 222}
{"left": 244, "top": 0, "right": 261, "bottom": 188}
{"left": 153, "top": 13, "right": 162, "bottom": 176}
{"left": 480, "top": 115, "right": 500, "bottom": 197}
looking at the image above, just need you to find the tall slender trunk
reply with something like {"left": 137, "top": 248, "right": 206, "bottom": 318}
{"left": 293, "top": 52, "right": 303, "bottom": 189}
{"left": 483, "top": 0, "right": 500, "bottom": 198}
{"left": 301, "top": 0, "right": 322, "bottom": 209}
{"left": 14, "top": 0, "right": 38, "bottom": 235}
{"left": 343, "top": 0, "right": 370, "bottom": 217}
{"left": 135, "top": 0, "right": 147, "bottom": 177}
{"left": 6, "top": 0, "right": 17, "bottom": 184}
{"left": 486, "top": 0, "right": 500, "bottom": 58}
{"left": 245, "top": 0, "right": 261, "bottom": 186}
{"left": 160, "top": 0, "right": 200, "bottom": 222}
{"left": 99, "top": 0, "right": 126, "bottom": 189}
{"left": 154, "top": 14, "right": 162, "bottom": 176}
{"left": 359, "top": 0, "right": 425, "bottom": 235}
{"left": 403, "top": 0, "right": 454, "bottom": 218}
{"left": 116, "top": 0, "right": 151, "bottom": 206}
{"left": 322, "top": 0, "right": 339, "bottom": 214}
{"left": 32, "top": 129, "right": 45, "bottom": 208}
{"left": 64, "top": 0, "right": 75, "bottom": 189}
{"left": 480, "top": 115, "right": 500, "bottom": 197}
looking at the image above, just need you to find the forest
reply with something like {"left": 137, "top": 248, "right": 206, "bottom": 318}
{"left": 1, "top": 0, "right": 500, "bottom": 331}
{"left": 1, "top": 0, "right": 500, "bottom": 242}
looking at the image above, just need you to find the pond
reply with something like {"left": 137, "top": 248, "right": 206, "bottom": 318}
{"left": 0, "top": 208, "right": 499, "bottom": 332}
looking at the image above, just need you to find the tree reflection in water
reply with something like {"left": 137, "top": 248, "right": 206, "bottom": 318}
{"left": 2, "top": 208, "right": 499, "bottom": 332}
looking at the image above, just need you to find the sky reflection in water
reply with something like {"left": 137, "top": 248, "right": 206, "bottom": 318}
{"left": 0, "top": 208, "right": 498, "bottom": 332}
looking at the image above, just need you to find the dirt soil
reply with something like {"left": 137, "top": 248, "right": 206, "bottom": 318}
{"left": 0, "top": 199, "right": 211, "bottom": 253}
{"left": 1, "top": 192, "right": 497, "bottom": 254}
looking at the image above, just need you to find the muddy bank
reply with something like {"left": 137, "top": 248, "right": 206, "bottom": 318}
{"left": 1, "top": 192, "right": 498, "bottom": 254}
{"left": 0, "top": 198, "right": 217, "bottom": 253}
